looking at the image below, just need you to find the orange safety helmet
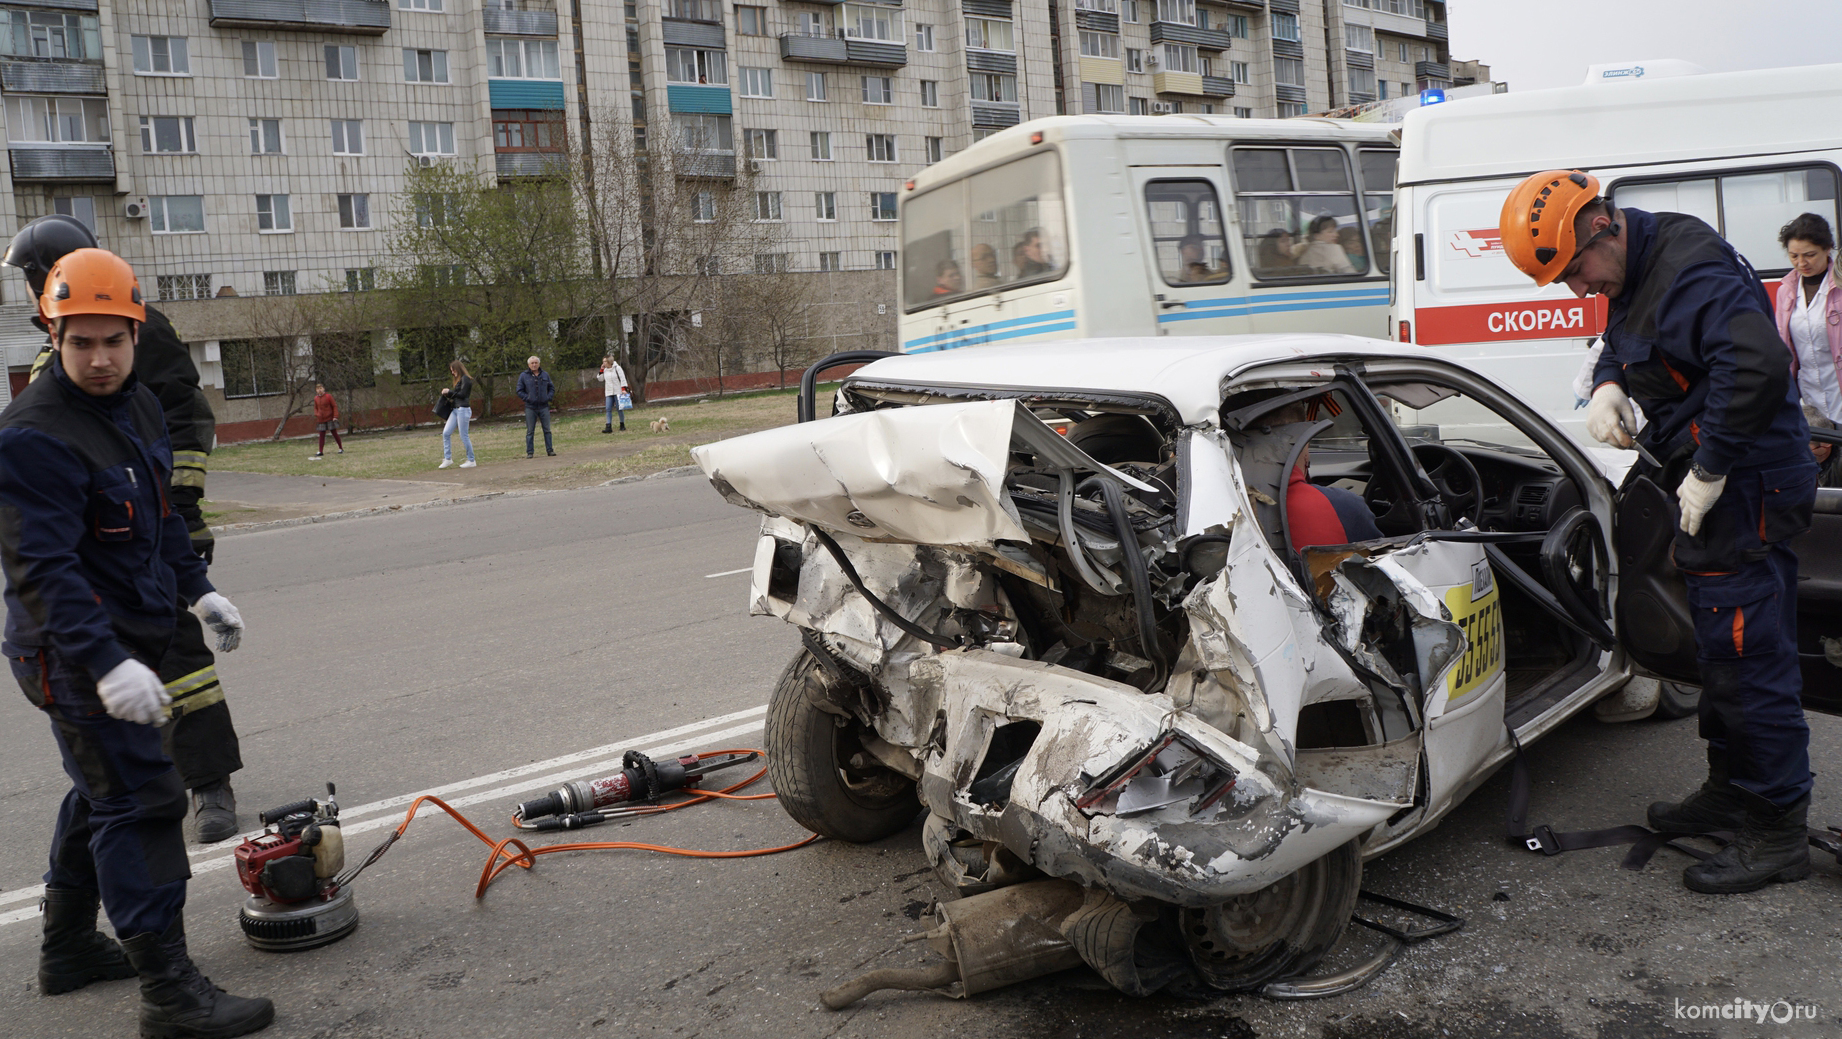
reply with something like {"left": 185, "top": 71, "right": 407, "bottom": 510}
{"left": 39, "top": 247, "right": 145, "bottom": 326}
{"left": 1498, "top": 170, "right": 1609, "bottom": 286}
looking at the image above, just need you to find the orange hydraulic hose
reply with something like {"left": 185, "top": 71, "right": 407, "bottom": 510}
{"left": 370, "top": 749, "right": 821, "bottom": 899}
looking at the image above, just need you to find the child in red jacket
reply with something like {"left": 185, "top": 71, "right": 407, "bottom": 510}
{"left": 310, "top": 383, "right": 343, "bottom": 458}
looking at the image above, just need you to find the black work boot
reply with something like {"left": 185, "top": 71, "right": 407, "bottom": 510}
{"left": 1647, "top": 754, "right": 1748, "bottom": 834}
{"left": 121, "top": 916, "right": 274, "bottom": 1039}
{"left": 1682, "top": 794, "right": 1813, "bottom": 894}
{"left": 192, "top": 782, "right": 238, "bottom": 845}
{"left": 602, "top": 424, "right": 613, "bottom": 434}
{"left": 37, "top": 887, "right": 135, "bottom": 995}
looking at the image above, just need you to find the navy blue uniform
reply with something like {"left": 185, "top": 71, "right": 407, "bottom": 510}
{"left": 1593, "top": 208, "right": 1816, "bottom": 807}
{"left": 0, "top": 357, "right": 214, "bottom": 939}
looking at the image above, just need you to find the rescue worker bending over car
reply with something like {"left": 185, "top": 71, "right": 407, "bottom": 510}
{"left": 0, "top": 249, "right": 273, "bottom": 1037}
{"left": 1499, "top": 171, "right": 1817, "bottom": 895}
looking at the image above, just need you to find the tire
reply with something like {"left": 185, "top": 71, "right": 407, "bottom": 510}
{"left": 765, "top": 648, "right": 920, "bottom": 843}
{"left": 1177, "top": 839, "right": 1363, "bottom": 992}
{"left": 1655, "top": 681, "right": 1701, "bottom": 720}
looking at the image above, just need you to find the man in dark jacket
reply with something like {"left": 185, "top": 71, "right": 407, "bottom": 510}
{"left": 5, "top": 215, "right": 245, "bottom": 844}
{"left": 515, "top": 354, "right": 557, "bottom": 457}
{"left": 1500, "top": 170, "right": 1817, "bottom": 895}
{"left": 0, "top": 247, "right": 272, "bottom": 1036}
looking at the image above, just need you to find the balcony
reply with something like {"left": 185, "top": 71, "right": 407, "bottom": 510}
{"left": 1274, "top": 82, "right": 1306, "bottom": 103}
{"left": 1150, "top": 21, "right": 1231, "bottom": 52}
{"left": 1, "top": 61, "right": 106, "bottom": 94}
{"left": 1344, "top": 49, "right": 1373, "bottom": 70}
{"left": 776, "top": 32, "right": 905, "bottom": 68}
{"left": 497, "top": 151, "right": 567, "bottom": 178}
{"left": 966, "top": 50, "right": 1016, "bottom": 75}
{"left": 9, "top": 145, "right": 113, "bottom": 182}
{"left": 1426, "top": 20, "right": 1447, "bottom": 42}
{"left": 676, "top": 151, "right": 736, "bottom": 179}
{"left": 666, "top": 83, "right": 731, "bottom": 113}
{"left": 1348, "top": 90, "right": 1375, "bottom": 103}
{"left": 964, "top": 0, "right": 1012, "bottom": 17}
{"left": 482, "top": 7, "right": 557, "bottom": 35}
{"left": 1267, "top": 0, "right": 1298, "bottom": 12}
{"left": 661, "top": 19, "right": 724, "bottom": 48}
{"left": 1152, "top": 70, "right": 1201, "bottom": 96}
{"left": 970, "top": 101, "right": 1020, "bottom": 129}
{"left": 1218, "top": 0, "right": 1264, "bottom": 8}
{"left": 1416, "top": 60, "right": 1450, "bottom": 81}
{"left": 1075, "top": 10, "right": 1118, "bottom": 33}
{"left": 207, "top": 0, "right": 390, "bottom": 34}
{"left": 1271, "top": 37, "right": 1303, "bottom": 59}
{"left": 1199, "top": 74, "right": 1235, "bottom": 98}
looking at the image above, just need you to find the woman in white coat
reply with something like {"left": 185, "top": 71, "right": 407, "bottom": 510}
{"left": 598, "top": 355, "right": 628, "bottom": 433}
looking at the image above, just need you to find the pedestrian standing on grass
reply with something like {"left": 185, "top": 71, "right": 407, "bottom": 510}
{"left": 438, "top": 359, "right": 476, "bottom": 469}
{"left": 516, "top": 354, "right": 557, "bottom": 458}
{"left": 598, "top": 355, "right": 628, "bottom": 433}
{"left": 309, "top": 383, "right": 342, "bottom": 459}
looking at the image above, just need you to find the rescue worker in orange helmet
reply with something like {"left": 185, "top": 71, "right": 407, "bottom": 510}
{"left": 1499, "top": 171, "right": 1817, "bottom": 894}
{"left": 0, "top": 249, "right": 274, "bottom": 1036}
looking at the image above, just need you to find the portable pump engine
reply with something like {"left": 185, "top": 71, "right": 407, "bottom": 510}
{"left": 233, "top": 785, "right": 359, "bottom": 952}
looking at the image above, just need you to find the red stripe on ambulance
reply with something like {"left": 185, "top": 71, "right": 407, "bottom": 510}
{"left": 1414, "top": 297, "right": 1610, "bottom": 346}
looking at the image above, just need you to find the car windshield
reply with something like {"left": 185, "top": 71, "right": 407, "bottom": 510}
{"left": 1374, "top": 381, "right": 1544, "bottom": 456}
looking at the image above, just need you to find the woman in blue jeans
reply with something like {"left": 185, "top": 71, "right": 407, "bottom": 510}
{"left": 438, "top": 359, "right": 476, "bottom": 468}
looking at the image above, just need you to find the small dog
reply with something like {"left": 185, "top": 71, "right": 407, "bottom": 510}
{"left": 650, "top": 416, "right": 671, "bottom": 434}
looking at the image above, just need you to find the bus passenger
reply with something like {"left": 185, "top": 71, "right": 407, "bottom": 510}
{"left": 1256, "top": 229, "right": 1296, "bottom": 273}
{"left": 932, "top": 260, "right": 964, "bottom": 296}
{"left": 969, "top": 244, "right": 1003, "bottom": 288}
{"left": 1015, "top": 229, "right": 1053, "bottom": 278}
{"left": 1296, "top": 215, "right": 1356, "bottom": 274}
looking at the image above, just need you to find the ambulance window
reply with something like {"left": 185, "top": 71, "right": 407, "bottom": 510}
{"left": 1232, "top": 146, "right": 1373, "bottom": 282}
{"left": 1144, "top": 179, "right": 1231, "bottom": 286}
{"left": 1359, "top": 149, "right": 1397, "bottom": 276}
{"left": 1609, "top": 165, "right": 1839, "bottom": 276}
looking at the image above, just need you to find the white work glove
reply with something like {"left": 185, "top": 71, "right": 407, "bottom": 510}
{"left": 97, "top": 658, "right": 170, "bottom": 726}
{"left": 1586, "top": 383, "right": 1636, "bottom": 448}
{"left": 194, "top": 591, "right": 244, "bottom": 653}
{"left": 1676, "top": 469, "right": 1727, "bottom": 536}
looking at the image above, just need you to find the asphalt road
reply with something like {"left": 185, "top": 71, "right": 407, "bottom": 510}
{"left": 0, "top": 475, "right": 1837, "bottom": 1039}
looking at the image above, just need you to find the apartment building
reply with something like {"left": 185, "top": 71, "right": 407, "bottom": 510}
{"left": 0, "top": 0, "right": 1454, "bottom": 426}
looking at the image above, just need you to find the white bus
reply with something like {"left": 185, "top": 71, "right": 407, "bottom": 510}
{"left": 898, "top": 115, "right": 1399, "bottom": 354}
{"left": 1390, "top": 62, "right": 1842, "bottom": 442}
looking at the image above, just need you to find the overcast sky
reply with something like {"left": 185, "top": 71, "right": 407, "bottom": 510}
{"left": 1448, "top": 0, "right": 1842, "bottom": 92}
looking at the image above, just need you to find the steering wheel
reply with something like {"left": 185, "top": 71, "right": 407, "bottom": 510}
{"left": 1409, "top": 444, "right": 1482, "bottom": 526}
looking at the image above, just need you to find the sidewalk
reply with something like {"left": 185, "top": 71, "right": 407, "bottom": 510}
{"left": 207, "top": 471, "right": 481, "bottom": 528}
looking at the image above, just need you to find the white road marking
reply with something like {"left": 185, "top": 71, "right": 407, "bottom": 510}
{"left": 703, "top": 567, "right": 753, "bottom": 579}
{"left": 0, "top": 706, "right": 768, "bottom": 925}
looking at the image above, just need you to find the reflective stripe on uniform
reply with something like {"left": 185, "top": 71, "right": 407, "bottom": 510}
{"left": 170, "top": 449, "right": 208, "bottom": 489}
{"left": 163, "top": 664, "right": 224, "bottom": 711}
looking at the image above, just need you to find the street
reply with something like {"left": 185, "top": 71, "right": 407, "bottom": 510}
{"left": 0, "top": 476, "right": 1836, "bottom": 1039}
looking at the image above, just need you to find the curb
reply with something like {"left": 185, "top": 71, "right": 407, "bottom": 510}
{"left": 602, "top": 465, "right": 704, "bottom": 487}
{"left": 215, "top": 492, "right": 521, "bottom": 537}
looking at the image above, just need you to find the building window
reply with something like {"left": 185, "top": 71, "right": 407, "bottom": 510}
{"left": 1125, "top": 48, "right": 1143, "bottom": 73}
{"left": 666, "top": 47, "right": 726, "bottom": 85}
{"left": 666, "top": 0, "right": 723, "bottom": 20}
{"left": 1350, "top": 67, "right": 1376, "bottom": 95}
{"left": 410, "top": 121, "right": 455, "bottom": 155}
{"left": 818, "top": 251, "right": 841, "bottom": 272}
{"left": 870, "top": 192, "right": 896, "bottom": 221}
{"left": 399, "top": 0, "right": 443, "bottom": 9}
{"left": 969, "top": 72, "right": 1017, "bottom": 102}
{"left": 345, "top": 268, "right": 376, "bottom": 292}
{"left": 693, "top": 191, "right": 716, "bottom": 222}
{"left": 1345, "top": 23, "right": 1373, "bottom": 52}
{"left": 1079, "top": 31, "right": 1120, "bottom": 59}
{"left": 919, "top": 79, "right": 939, "bottom": 107}
{"left": 1093, "top": 83, "right": 1125, "bottom": 113}
{"left": 415, "top": 193, "right": 454, "bottom": 227}
{"left": 1121, "top": 0, "right": 1138, "bottom": 22}
{"left": 843, "top": 3, "right": 902, "bottom": 41}
{"left": 866, "top": 133, "right": 896, "bottom": 162}
{"left": 242, "top": 40, "right": 276, "bottom": 78}
{"left": 1231, "top": 60, "right": 1249, "bottom": 84}
{"left": 1378, "top": 80, "right": 1388, "bottom": 99}
{"left": 139, "top": 116, "right": 196, "bottom": 154}
{"left": 4, "top": 97, "right": 107, "bottom": 144}
{"left": 964, "top": 16, "right": 1013, "bottom": 51}
{"left": 810, "top": 130, "right": 832, "bottom": 160}
{"left": 806, "top": 71, "right": 827, "bottom": 101}
{"left": 736, "top": 5, "right": 767, "bottom": 34}
{"left": 256, "top": 193, "right": 291, "bottom": 232}
{"left": 493, "top": 111, "right": 564, "bottom": 151}
{"left": 739, "top": 66, "right": 772, "bottom": 97}
{"left": 1159, "top": 44, "right": 1197, "bottom": 73}
{"left": 914, "top": 23, "right": 935, "bottom": 51}
{"left": 672, "top": 112, "right": 733, "bottom": 151}
{"left": 263, "top": 270, "right": 297, "bottom": 295}
{"left": 1075, "top": 0, "right": 1118, "bottom": 11}
{"left": 745, "top": 127, "right": 778, "bottom": 159}
{"left": 338, "top": 193, "right": 371, "bottom": 229}
{"left": 1226, "top": 13, "right": 1248, "bottom": 37}
{"left": 148, "top": 197, "right": 203, "bottom": 234}
{"left": 1154, "top": 0, "right": 1195, "bottom": 25}
{"left": 1272, "top": 12, "right": 1300, "bottom": 41}
{"left": 925, "top": 136, "right": 942, "bottom": 163}
{"left": 794, "top": 11, "right": 828, "bottom": 35}
{"left": 1275, "top": 57, "right": 1304, "bottom": 86}
{"left": 754, "top": 253, "right": 790, "bottom": 273}
{"left": 754, "top": 191, "right": 781, "bottom": 221}
{"left": 246, "top": 118, "right": 282, "bottom": 154}
{"left": 331, "top": 119, "right": 363, "bottom": 155}
{"left": 1277, "top": 101, "right": 1306, "bottom": 117}
{"left": 862, "top": 75, "right": 892, "bottom": 104}
{"left": 3, "top": 11, "right": 98, "bottom": 61}
{"left": 325, "top": 44, "right": 358, "bottom": 80}
{"left": 52, "top": 196, "right": 95, "bottom": 232}
{"left": 487, "top": 38, "right": 560, "bottom": 79}
{"left": 1399, "top": 42, "right": 1410, "bottom": 63}
{"left": 404, "top": 48, "right": 450, "bottom": 83}
{"left": 875, "top": 250, "right": 896, "bottom": 270}
{"left": 693, "top": 256, "right": 722, "bottom": 276}
{"left": 219, "top": 338, "right": 287, "bottom": 397}
{"left": 1128, "top": 97, "right": 1147, "bottom": 115}
{"left": 130, "top": 35, "right": 188, "bottom": 75}
{"left": 815, "top": 191, "right": 836, "bottom": 220}
{"left": 157, "top": 274, "right": 212, "bottom": 302}
{"left": 1234, "top": 106, "right": 1252, "bottom": 118}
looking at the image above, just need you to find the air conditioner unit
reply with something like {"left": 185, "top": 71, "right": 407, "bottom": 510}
{"left": 1150, "top": 101, "right": 1175, "bottom": 114}
{"left": 748, "top": 158, "right": 766, "bottom": 173}
{"left": 1144, "top": 55, "right": 1161, "bottom": 69}
{"left": 417, "top": 155, "right": 435, "bottom": 168}
{"left": 123, "top": 197, "right": 149, "bottom": 220}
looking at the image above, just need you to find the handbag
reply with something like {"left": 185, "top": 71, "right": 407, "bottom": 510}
{"left": 616, "top": 390, "right": 633, "bottom": 411}
{"left": 434, "top": 394, "right": 455, "bottom": 419}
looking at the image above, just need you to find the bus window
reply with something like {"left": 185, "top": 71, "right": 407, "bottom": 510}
{"left": 1233, "top": 146, "right": 1372, "bottom": 281}
{"left": 1145, "top": 179, "right": 1231, "bottom": 285}
{"left": 902, "top": 150, "right": 1068, "bottom": 310}
{"left": 1359, "top": 149, "right": 1397, "bottom": 276}
{"left": 1611, "top": 165, "right": 1839, "bottom": 275}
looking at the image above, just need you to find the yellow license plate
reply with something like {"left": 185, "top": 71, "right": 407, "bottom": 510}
{"left": 1444, "top": 575, "right": 1503, "bottom": 702}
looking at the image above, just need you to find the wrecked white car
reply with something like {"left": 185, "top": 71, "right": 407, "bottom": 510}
{"left": 691, "top": 336, "right": 1842, "bottom": 999}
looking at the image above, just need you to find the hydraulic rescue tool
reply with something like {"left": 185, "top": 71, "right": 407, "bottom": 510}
{"left": 233, "top": 784, "right": 358, "bottom": 952}
{"left": 513, "top": 750, "right": 760, "bottom": 830}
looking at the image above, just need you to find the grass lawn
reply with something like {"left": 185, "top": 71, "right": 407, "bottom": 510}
{"left": 210, "top": 388, "right": 804, "bottom": 490}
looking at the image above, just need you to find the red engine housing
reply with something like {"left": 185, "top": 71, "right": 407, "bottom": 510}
{"left": 234, "top": 833, "right": 307, "bottom": 900}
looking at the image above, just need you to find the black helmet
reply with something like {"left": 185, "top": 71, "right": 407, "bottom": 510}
{"left": 3, "top": 214, "right": 99, "bottom": 298}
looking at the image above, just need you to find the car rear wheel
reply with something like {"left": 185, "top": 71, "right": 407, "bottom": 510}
{"left": 765, "top": 648, "right": 919, "bottom": 843}
{"left": 1177, "top": 839, "right": 1363, "bottom": 992}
